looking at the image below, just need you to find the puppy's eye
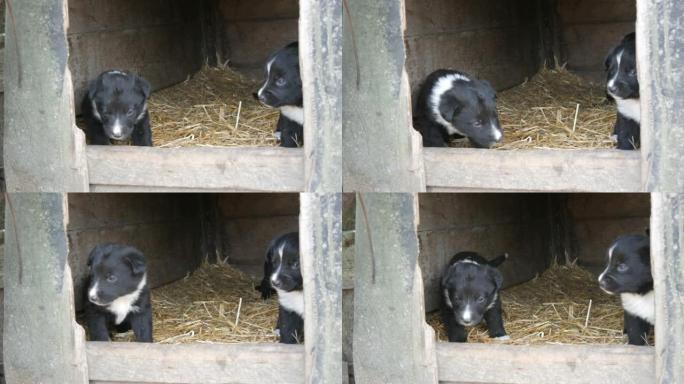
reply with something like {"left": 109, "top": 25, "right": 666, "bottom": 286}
{"left": 477, "top": 296, "right": 485, "bottom": 303}
{"left": 106, "top": 274, "right": 118, "bottom": 283}
{"left": 275, "top": 77, "right": 287, "bottom": 87}
{"left": 628, "top": 69, "right": 637, "bottom": 77}
{"left": 473, "top": 120, "right": 483, "bottom": 128}
{"left": 126, "top": 108, "right": 135, "bottom": 117}
{"left": 617, "top": 263, "right": 629, "bottom": 273}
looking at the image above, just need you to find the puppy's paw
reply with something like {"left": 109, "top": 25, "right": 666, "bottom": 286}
{"left": 492, "top": 335, "right": 510, "bottom": 341}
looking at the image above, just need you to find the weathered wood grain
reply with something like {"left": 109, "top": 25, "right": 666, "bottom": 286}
{"left": 424, "top": 148, "right": 643, "bottom": 192}
{"left": 300, "top": 193, "right": 343, "bottom": 384}
{"left": 4, "top": 193, "right": 88, "bottom": 383}
{"left": 300, "top": 0, "right": 343, "bottom": 193}
{"left": 86, "top": 146, "right": 305, "bottom": 192}
{"left": 4, "top": 0, "right": 89, "bottom": 191}
{"left": 86, "top": 342, "right": 304, "bottom": 384}
{"left": 437, "top": 343, "right": 655, "bottom": 384}
{"left": 651, "top": 194, "right": 684, "bottom": 384}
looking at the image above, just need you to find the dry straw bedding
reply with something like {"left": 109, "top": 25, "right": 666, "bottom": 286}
{"left": 111, "top": 262, "right": 280, "bottom": 344}
{"left": 448, "top": 67, "right": 617, "bottom": 150}
{"left": 149, "top": 66, "right": 279, "bottom": 148}
{"left": 427, "top": 263, "right": 640, "bottom": 345}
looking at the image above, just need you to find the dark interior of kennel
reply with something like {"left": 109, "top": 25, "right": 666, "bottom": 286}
{"left": 67, "top": 0, "right": 298, "bottom": 113}
{"left": 404, "top": 0, "right": 636, "bottom": 95}
{"left": 418, "top": 193, "right": 650, "bottom": 312}
{"left": 67, "top": 193, "right": 299, "bottom": 312}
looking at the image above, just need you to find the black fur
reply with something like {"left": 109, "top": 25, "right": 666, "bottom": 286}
{"left": 85, "top": 243, "right": 152, "bottom": 342}
{"left": 255, "top": 42, "right": 303, "bottom": 147}
{"left": 598, "top": 233, "right": 653, "bottom": 345}
{"left": 415, "top": 69, "right": 502, "bottom": 148}
{"left": 605, "top": 33, "right": 640, "bottom": 150}
{"left": 82, "top": 70, "right": 152, "bottom": 146}
{"left": 440, "top": 251, "right": 508, "bottom": 342}
{"left": 260, "top": 232, "right": 303, "bottom": 344}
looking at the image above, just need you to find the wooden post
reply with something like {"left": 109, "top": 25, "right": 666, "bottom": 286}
{"left": 353, "top": 193, "right": 438, "bottom": 383}
{"left": 300, "top": 0, "right": 343, "bottom": 193}
{"left": 651, "top": 193, "right": 684, "bottom": 384}
{"left": 637, "top": 1, "right": 684, "bottom": 191}
{"left": 3, "top": 1, "right": 89, "bottom": 192}
{"left": 342, "top": 0, "right": 425, "bottom": 192}
{"left": 3, "top": 193, "right": 88, "bottom": 383}
{"left": 300, "top": 193, "right": 343, "bottom": 384}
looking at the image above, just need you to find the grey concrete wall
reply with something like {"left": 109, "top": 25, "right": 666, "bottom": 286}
{"left": 418, "top": 194, "right": 553, "bottom": 312}
{"left": 67, "top": 194, "right": 204, "bottom": 310}
{"left": 404, "top": 0, "right": 542, "bottom": 95}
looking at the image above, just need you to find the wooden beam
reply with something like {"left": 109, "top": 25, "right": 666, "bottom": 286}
{"left": 300, "top": 193, "right": 343, "bottom": 384}
{"left": 300, "top": 0, "right": 343, "bottom": 192}
{"left": 353, "top": 194, "right": 438, "bottom": 383}
{"left": 3, "top": 194, "right": 88, "bottom": 383}
{"left": 343, "top": 0, "right": 425, "bottom": 192}
{"left": 424, "top": 148, "right": 642, "bottom": 192}
{"left": 651, "top": 194, "right": 684, "bottom": 384}
{"left": 437, "top": 343, "right": 655, "bottom": 384}
{"left": 86, "top": 146, "right": 305, "bottom": 192}
{"left": 3, "top": 0, "right": 89, "bottom": 191}
{"left": 86, "top": 342, "right": 304, "bottom": 384}
{"left": 637, "top": 1, "right": 684, "bottom": 191}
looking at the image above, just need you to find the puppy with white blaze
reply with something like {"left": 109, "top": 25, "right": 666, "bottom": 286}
{"left": 598, "top": 233, "right": 653, "bottom": 345}
{"left": 82, "top": 70, "right": 153, "bottom": 146}
{"left": 605, "top": 33, "right": 640, "bottom": 150}
{"left": 255, "top": 42, "right": 303, "bottom": 147}
{"left": 85, "top": 243, "right": 152, "bottom": 342}
{"left": 441, "top": 251, "right": 509, "bottom": 342}
{"left": 415, "top": 69, "right": 503, "bottom": 148}
{"left": 260, "top": 232, "right": 303, "bottom": 344}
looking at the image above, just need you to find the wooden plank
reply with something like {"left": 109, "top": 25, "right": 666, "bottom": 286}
{"left": 4, "top": 0, "right": 89, "bottom": 191}
{"left": 637, "top": 1, "right": 684, "bottom": 192}
{"left": 424, "top": 148, "right": 643, "bottom": 192}
{"left": 3, "top": 194, "right": 88, "bottom": 383}
{"left": 86, "top": 146, "right": 305, "bottom": 192}
{"left": 651, "top": 194, "right": 684, "bottom": 384}
{"left": 343, "top": 0, "right": 425, "bottom": 192}
{"left": 300, "top": 194, "right": 343, "bottom": 384}
{"left": 437, "top": 343, "right": 655, "bottom": 384}
{"left": 300, "top": 0, "right": 343, "bottom": 192}
{"left": 86, "top": 342, "right": 304, "bottom": 384}
{"left": 353, "top": 194, "right": 438, "bottom": 383}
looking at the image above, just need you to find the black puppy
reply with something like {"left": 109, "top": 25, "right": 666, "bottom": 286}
{"left": 605, "top": 33, "right": 640, "bottom": 150}
{"left": 260, "top": 232, "right": 304, "bottom": 344}
{"left": 82, "top": 70, "right": 152, "bottom": 146}
{"left": 255, "top": 42, "right": 303, "bottom": 148}
{"left": 85, "top": 243, "right": 152, "bottom": 342}
{"left": 415, "top": 69, "right": 502, "bottom": 148}
{"left": 441, "top": 251, "right": 508, "bottom": 342}
{"left": 598, "top": 234, "right": 653, "bottom": 345}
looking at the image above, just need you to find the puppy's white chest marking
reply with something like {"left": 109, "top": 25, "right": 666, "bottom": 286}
{"left": 280, "top": 106, "right": 304, "bottom": 126}
{"left": 621, "top": 291, "right": 654, "bottom": 324}
{"left": 275, "top": 288, "right": 304, "bottom": 318}
{"left": 429, "top": 74, "right": 470, "bottom": 136}
{"left": 616, "top": 98, "right": 641, "bottom": 123}
{"left": 107, "top": 275, "right": 147, "bottom": 325}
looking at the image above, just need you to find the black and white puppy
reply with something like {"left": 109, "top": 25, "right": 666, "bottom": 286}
{"left": 82, "top": 70, "right": 153, "bottom": 146}
{"left": 260, "top": 232, "right": 304, "bottom": 344}
{"left": 255, "top": 42, "right": 303, "bottom": 148}
{"left": 85, "top": 243, "right": 152, "bottom": 342}
{"left": 598, "top": 234, "right": 653, "bottom": 345}
{"left": 415, "top": 69, "right": 503, "bottom": 148}
{"left": 605, "top": 33, "right": 640, "bottom": 150}
{"left": 441, "top": 251, "right": 508, "bottom": 342}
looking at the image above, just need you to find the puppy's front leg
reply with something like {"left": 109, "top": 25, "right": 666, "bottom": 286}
{"left": 624, "top": 312, "right": 650, "bottom": 345}
{"left": 484, "top": 298, "right": 508, "bottom": 340}
{"left": 87, "top": 312, "right": 111, "bottom": 341}
{"left": 130, "top": 312, "right": 153, "bottom": 342}
{"left": 278, "top": 306, "right": 304, "bottom": 344}
{"left": 442, "top": 306, "right": 467, "bottom": 342}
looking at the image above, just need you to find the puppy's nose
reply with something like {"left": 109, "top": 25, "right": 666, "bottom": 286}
{"left": 88, "top": 292, "right": 99, "bottom": 302}
{"left": 270, "top": 277, "right": 281, "bottom": 289}
{"left": 608, "top": 84, "right": 619, "bottom": 94}
{"left": 252, "top": 92, "right": 259, "bottom": 100}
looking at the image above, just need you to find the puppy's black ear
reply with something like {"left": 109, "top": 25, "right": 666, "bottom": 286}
{"left": 645, "top": 227, "right": 650, "bottom": 237}
{"left": 135, "top": 76, "right": 152, "bottom": 99}
{"left": 479, "top": 79, "right": 497, "bottom": 99}
{"left": 87, "top": 244, "right": 106, "bottom": 267}
{"left": 604, "top": 46, "right": 617, "bottom": 71}
{"left": 123, "top": 249, "right": 147, "bottom": 275}
{"left": 87, "top": 77, "right": 100, "bottom": 100}
{"left": 488, "top": 267, "right": 504, "bottom": 290}
{"left": 260, "top": 241, "right": 277, "bottom": 300}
